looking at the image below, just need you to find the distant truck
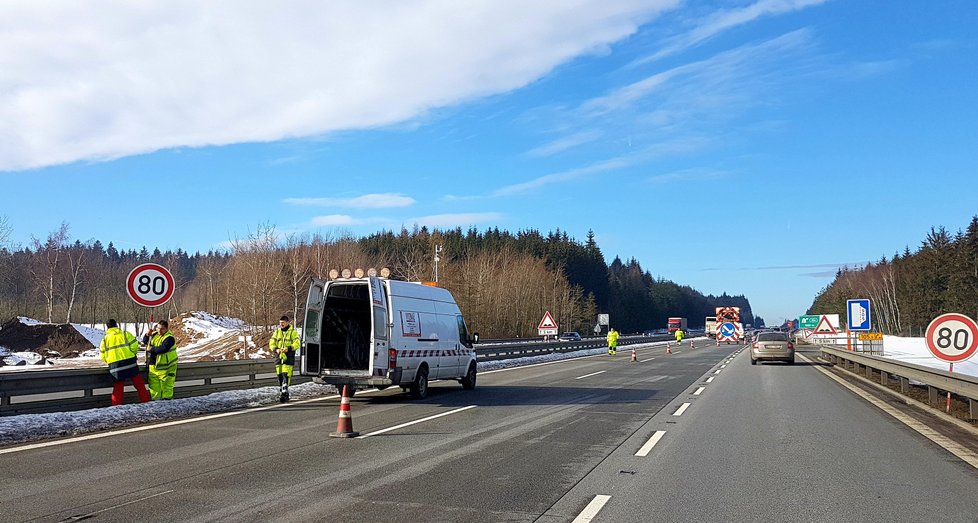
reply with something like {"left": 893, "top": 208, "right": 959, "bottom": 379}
{"left": 705, "top": 316, "right": 717, "bottom": 338}
{"left": 667, "top": 317, "right": 688, "bottom": 333}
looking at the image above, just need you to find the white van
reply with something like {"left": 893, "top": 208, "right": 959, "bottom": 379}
{"left": 299, "top": 275, "right": 478, "bottom": 399}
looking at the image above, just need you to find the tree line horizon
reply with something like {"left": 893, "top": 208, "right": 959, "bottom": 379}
{"left": 0, "top": 219, "right": 758, "bottom": 338}
{"left": 808, "top": 215, "right": 978, "bottom": 337}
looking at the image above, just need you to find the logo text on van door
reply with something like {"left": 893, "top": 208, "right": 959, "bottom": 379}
{"left": 400, "top": 311, "right": 422, "bottom": 337}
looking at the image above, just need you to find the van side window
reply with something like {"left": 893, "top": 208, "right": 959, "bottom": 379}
{"left": 373, "top": 306, "right": 388, "bottom": 340}
{"left": 457, "top": 315, "right": 471, "bottom": 348}
{"left": 305, "top": 310, "right": 320, "bottom": 339}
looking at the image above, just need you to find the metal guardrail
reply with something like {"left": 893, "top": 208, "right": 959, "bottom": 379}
{"left": 818, "top": 345, "right": 978, "bottom": 419}
{"left": 0, "top": 335, "right": 677, "bottom": 416}
{"left": 0, "top": 360, "right": 311, "bottom": 416}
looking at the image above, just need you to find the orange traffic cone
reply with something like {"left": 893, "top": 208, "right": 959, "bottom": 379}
{"left": 666, "top": 342, "right": 672, "bottom": 354}
{"left": 330, "top": 385, "right": 360, "bottom": 438}
{"left": 631, "top": 349, "right": 637, "bottom": 362}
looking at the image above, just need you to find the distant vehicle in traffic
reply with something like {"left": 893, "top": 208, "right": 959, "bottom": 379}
{"left": 750, "top": 331, "right": 794, "bottom": 365}
{"left": 558, "top": 332, "right": 582, "bottom": 341}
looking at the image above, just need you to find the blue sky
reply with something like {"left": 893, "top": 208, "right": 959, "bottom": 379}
{"left": 1, "top": 1, "right": 976, "bottom": 326}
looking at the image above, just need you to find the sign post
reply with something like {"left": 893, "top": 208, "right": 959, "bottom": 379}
{"left": 925, "top": 313, "right": 978, "bottom": 413}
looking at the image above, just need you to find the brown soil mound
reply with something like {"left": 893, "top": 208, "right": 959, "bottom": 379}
{"left": 166, "top": 313, "right": 274, "bottom": 362}
{"left": 0, "top": 318, "right": 96, "bottom": 356}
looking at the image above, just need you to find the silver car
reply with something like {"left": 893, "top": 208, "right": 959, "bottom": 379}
{"left": 750, "top": 331, "right": 794, "bottom": 365}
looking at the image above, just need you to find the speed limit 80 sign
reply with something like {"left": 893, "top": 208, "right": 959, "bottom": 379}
{"left": 925, "top": 313, "right": 978, "bottom": 363}
{"left": 127, "top": 263, "right": 175, "bottom": 307}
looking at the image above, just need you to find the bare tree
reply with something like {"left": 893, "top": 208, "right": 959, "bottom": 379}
{"left": 61, "top": 242, "right": 87, "bottom": 323}
{"left": 229, "top": 223, "right": 285, "bottom": 332}
{"left": 283, "top": 233, "right": 312, "bottom": 324}
{"left": 30, "top": 222, "right": 70, "bottom": 322}
{"left": 0, "top": 215, "right": 11, "bottom": 248}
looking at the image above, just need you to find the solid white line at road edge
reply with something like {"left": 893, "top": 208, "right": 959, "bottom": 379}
{"left": 635, "top": 430, "right": 666, "bottom": 457}
{"left": 0, "top": 393, "right": 344, "bottom": 455}
{"left": 800, "top": 353, "right": 978, "bottom": 470}
{"left": 573, "top": 495, "right": 612, "bottom": 523}
{"left": 356, "top": 405, "right": 477, "bottom": 439}
{"left": 673, "top": 403, "right": 691, "bottom": 416}
{"left": 575, "top": 370, "right": 606, "bottom": 380}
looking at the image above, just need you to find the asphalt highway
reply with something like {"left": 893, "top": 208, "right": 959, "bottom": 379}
{"left": 2, "top": 339, "right": 977, "bottom": 522}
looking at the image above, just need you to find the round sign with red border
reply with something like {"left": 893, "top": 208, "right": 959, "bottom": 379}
{"left": 925, "top": 313, "right": 978, "bottom": 363}
{"left": 126, "top": 263, "right": 175, "bottom": 307}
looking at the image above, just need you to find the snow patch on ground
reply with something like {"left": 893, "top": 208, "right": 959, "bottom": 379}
{"left": 2, "top": 351, "right": 46, "bottom": 366}
{"left": 17, "top": 316, "right": 43, "bottom": 326}
{"left": 0, "top": 382, "right": 339, "bottom": 445}
{"left": 71, "top": 323, "right": 105, "bottom": 349}
{"left": 182, "top": 312, "right": 247, "bottom": 338}
{"left": 884, "top": 335, "right": 978, "bottom": 377}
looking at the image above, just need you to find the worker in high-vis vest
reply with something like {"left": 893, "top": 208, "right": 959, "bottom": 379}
{"left": 100, "top": 318, "right": 150, "bottom": 405}
{"left": 607, "top": 328, "right": 619, "bottom": 355}
{"left": 675, "top": 328, "right": 684, "bottom": 344}
{"left": 271, "top": 315, "right": 300, "bottom": 402}
{"left": 142, "top": 320, "right": 178, "bottom": 400}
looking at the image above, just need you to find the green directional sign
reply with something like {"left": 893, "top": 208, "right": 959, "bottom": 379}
{"left": 800, "top": 315, "right": 820, "bottom": 329}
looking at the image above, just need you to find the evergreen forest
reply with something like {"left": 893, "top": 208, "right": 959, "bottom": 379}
{"left": 808, "top": 216, "right": 978, "bottom": 336}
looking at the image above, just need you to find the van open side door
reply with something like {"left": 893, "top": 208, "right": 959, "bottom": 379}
{"left": 367, "top": 276, "right": 391, "bottom": 380}
{"left": 300, "top": 279, "right": 326, "bottom": 376}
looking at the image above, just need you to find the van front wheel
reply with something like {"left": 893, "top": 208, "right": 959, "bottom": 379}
{"left": 411, "top": 366, "right": 429, "bottom": 399}
{"left": 461, "top": 363, "right": 477, "bottom": 390}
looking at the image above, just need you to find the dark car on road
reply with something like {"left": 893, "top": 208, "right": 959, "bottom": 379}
{"left": 558, "top": 332, "right": 582, "bottom": 341}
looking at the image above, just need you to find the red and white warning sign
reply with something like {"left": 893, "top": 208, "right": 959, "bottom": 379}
{"left": 925, "top": 313, "right": 978, "bottom": 363}
{"left": 538, "top": 311, "right": 558, "bottom": 336}
{"left": 812, "top": 314, "right": 839, "bottom": 335}
{"left": 127, "top": 263, "right": 175, "bottom": 308}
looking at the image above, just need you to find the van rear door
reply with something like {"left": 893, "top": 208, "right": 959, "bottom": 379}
{"left": 300, "top": 279, "right": 326, "bottom": 376}
{"left": 367, "top": 276, "right": 390, "bottom": 379}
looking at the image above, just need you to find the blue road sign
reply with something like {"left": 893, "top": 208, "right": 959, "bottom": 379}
{"left": 847, "top": 299, "right": 871, "bottom": 331}
{"left": 720, "top": 322, "right": 736, "bottom": 337}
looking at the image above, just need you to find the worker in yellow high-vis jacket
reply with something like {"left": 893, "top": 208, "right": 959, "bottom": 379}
{"left": 271, "top": 315, "right": 300, "bottom": 402}
{"left": 607, "top": 328, "right": 619, "bottom": 355}
{"left": 142, "top": 320, "right": 178, "bottom": 400}
{"left": 100, "top": 319, "right": 150, "bottom": 405}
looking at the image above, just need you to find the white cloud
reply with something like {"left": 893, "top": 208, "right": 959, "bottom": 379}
{"left": 492, "top": 158, "right": 630, "bottom": 197}
{"left": 525, "top": 131, "right": 603, "bottom": 157}
{"left": 285, "top": 193, "right": 415, "bottom": 209}
{"left": 633, "top": 0, "right": 829, "bottom": 65}
{"left": 406, "top": 213, "right": 503, "bottom": 228}
{"left": 310, "top": 215, "right": 355, "bottom": 226}
{"left": 0, "top": 0, "right": 678, "bottom": 171}
{"left": 646, "top": 167, "right": 729, "bottom": 185}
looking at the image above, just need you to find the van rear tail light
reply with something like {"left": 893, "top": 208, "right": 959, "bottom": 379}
{"left": 788, "top": 342, "right": 794, "bottom": 350}
{"left": 388, "top": 348, "right": 397, "bottom": 370}
{"left": 752, "top": 342, "right": 758, "bottom": 349}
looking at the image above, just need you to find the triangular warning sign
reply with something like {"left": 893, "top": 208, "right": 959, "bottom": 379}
{"left": 538, "top": 311, "right": 558, "bottom": 329}
{"left": 813, "top": 315, "right": 837, "bottom": 334}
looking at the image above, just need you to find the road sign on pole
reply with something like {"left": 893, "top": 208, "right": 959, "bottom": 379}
{"left": 538, "top": 311, "right": 558, "bottom": 336}
{"left": 127, "top": 263, "right": 175, "bottom": 308}
{"left": 925, "top": 313, "right": 978, "bottom": 363}
{"left": 847, "top": 299, "right": 871, "bottom": 331}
